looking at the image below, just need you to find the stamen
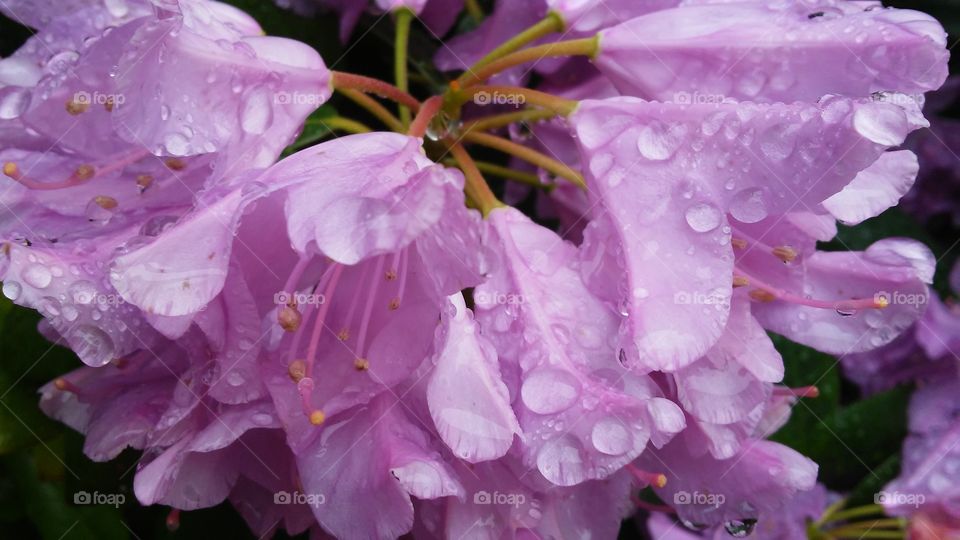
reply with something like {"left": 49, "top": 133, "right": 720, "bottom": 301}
{"left": 309, "top": 410, "right": 326, "bottom": 425}
{"left": 355, "top": 257, "right": 387, "bottom": 359}
{"left": 731, "top": 237, "right": 748, "bottom": 250}
{"left": 772, "top": 245, "right": 798, "bottom": 264}
{"left": 2, "top": 162, "right": 20, "bottom": 179}
{"left": 774, "top": 385, "right": 820, "bottom": 398}
{"left": 625, "top": 464, "right": 667, "bottom": 488}
{"left": 305, "top": 264, "right": 346, "bottom": 373}
{"left": 65, "top": 98, "right": 89, "bottom": 115}
{"left": 74, "top": 164, "right": 96, "bottom": 181}
{"left": 53, "top": 377, "right": 82, "bottom": 394}
{"left": 394, "top": 249, "right": 409, "bottom": 311}
{"left": 737, "top": 267, "right": 887, "bottom": 311}
{"left": 733, "top": 275, "right": 750, "bottom": 288}
{"left": 288, "top": 359, "right": 307, "bottom": 382}
{"left": 353, "top": 358, "right": 370, "bottom": 371}
{"left": 165, "top": 509, "right": 180, "bottom": 532}
{"left": 749, "top": 289, "right": 777, "bottom": 303}
{"left": 136, "top": 174, "right": 154, "bottom": 192}
{"left": 93, "top": 195, "right": 118, "bottom": 210}
{"left": 297, "top": 377, "right": 325, "bottom": 425}
{"left": 337, "top": 261, "right": 374, "bottom": 342}
{"left": 278, "top": 305, "right": 302, "bottom": 332}
{"left": 165, "top": 158, "right": 186, "bottom": 171}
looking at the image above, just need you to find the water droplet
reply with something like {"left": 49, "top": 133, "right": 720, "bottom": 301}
{"left": 723, "top": 519, "right": 757, "bottom": 537}
{"left": 521, "top": 368, "right": 581, "bottom": 415}
{"left": 2, "top": 281, "right": 22, "bottom": 300}
{"left": 730, "top": 188, "right": 768, "bottom": 223}
{"left": 226, "top": 370, "right": 245, "bottom": 387}
{"left": 240, "top": 86, "right": 274, "bottom": 134}
{"left": 685, "top": 203, "right": 722, "bottom": 233}
{"left": 22, "top": 264, "right": 53, "bottom": 289}
{"left": 71, "top": 325, "right": 115, "bottom": 367}
{"left": 0, "top": 86, "right": 31, "bottom": 120}
{"left": 636, "top": 121, "right": 685, "bottom": 161}
{"left": 591, "top": 418, "right": 633, "bottom": 456}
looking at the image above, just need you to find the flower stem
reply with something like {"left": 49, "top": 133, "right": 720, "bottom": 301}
{"left": 464, "top": 0, "right": 484, "bottom": 21}
{"left": 464, "top": 108, "right": 559, "bottom": 132}
{"left": 457, "top": 36, "right": 600, "bottom": 87}
{"left": 444, "top": 159, "right": 549, "bottom": 190}
{"left": 394, "top": 9, "right": 414, "bottom": 128}
{"left": 308, "top": 116, "right": 372, "bottom": 134}
{"left": 454, "top": 86, "right": 578, "bottom": 116}
{"left": 332, "top": 71, "right": 421, "bottom": 111}
{"left": 468, "top": 12, "right": 565, "bottom": 72}
{"left": 461, "top": 130, "right": 585, "bottom": 189}
{"left": 448, "top": 143, "right": 504, "bottom": 217}
{"left": 823, "top": 505, "right": 886, "bottom": 525}
{"left": 828, "top": 529, "right": 903, "bottom": 539}
{"left": 409, "top": 96, "right": 444, "bottom": 138}
{"left": 825, "top": 519, "right": 905, "bottom": 532}
{"left": 336, "top": 88, "right": 404, "bottom": 132}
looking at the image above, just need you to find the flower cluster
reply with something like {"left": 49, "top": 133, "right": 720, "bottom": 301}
{"left": 0, "top": 0, "right": 954, "bottom": 538}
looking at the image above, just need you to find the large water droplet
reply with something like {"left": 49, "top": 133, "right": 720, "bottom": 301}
{"left": 591, "top": 418, "right": 633, "bottom": 456}
{"left": 0, "top": 86, "right": 31, "bottom": 120}
{"left": 2, "top": 281, "right": 22, "bottom": 300}
{"left": 22, "top": 264, "right": 53, "bottom": 289}
{"left": 71, "top": 325, "right": 115, "bottom": 367}
{"left": 521, "top": 368, "right": 581, "bottom": 415}
{"left": 723, "top": 519, "right": 757, "bottom": 537}
{"left": 729, "top": 188, "right": 768, "bottom": 223}
{"left": 637, "top": 121, "right": 684, "bottom": 161}
{"left": 685, "top": 203, "right": 722, "bottom": 233}
{"left": 240, "top": 86, "right": 274, "bottom": 134}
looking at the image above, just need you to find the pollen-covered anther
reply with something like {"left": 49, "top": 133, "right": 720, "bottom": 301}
{"left": 731, "top": 237, "right": 748, "bottom": 250}
{"left": 65, "top": 98, "right": 89, "bottom": 115}
{"left": 165, "top": 158, "right": 187, "bottom": 171}
{"left": 104, "top": 97, "right": 115, "bottom": 112}
{"left": 309, "top": 410, "right": 326, "bottom": 425}
{"left": 337, "top": 329, "right": 349, "bottom": 341}
{"left": 749, "top": 289, "right": 777, "bottom": 303}
{"left": 2, "top": 162, "right": 20, "bottom": 179}
{"left": 874, "top": 295, "right": 890, "bottom": 309}
{"left": 733, "top": 275, "right": 750, "bottom": 288}
{"left": 136, "top": 174, "right": 154, "bottom": 191}
{"left": 53, "top": 377, "right": 81, "bottom": 394}
{"left": 385, "top": 269, "right": 398, "bottom": 281}
{"left": 93, "top": 195, "right": 118, "bottom": 210}
{"left": 278, "top": 305, "right": 302, "bottom": 332}
{"left": 388, "top": 297, "right": 401, "bottom": 310}
{"left": 353, "top": 358, "right": 370, "bottom": 371}
{"left": 74, "top": 164, "right": 96, "bottom": 181}
{"left": 772, "top": 245, "right": 798, "bottom": 264}
{"left": 625, "top": 464, "right": 667, "bottom": 488}
{"left": 288, "top": 359, "right": 307, "bottom": 382}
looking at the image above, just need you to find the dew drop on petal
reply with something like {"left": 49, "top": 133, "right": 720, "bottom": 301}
{"left": 71, "top": 325, "right": 116, "bottom": 367}
{"left": 723, "top": 519, "right": 757, "bottom": 537}
{"left": 853, "top": 102, "right": 908, "bottom": 146}
{"left": 2, "top": 281, "right": 22, "bottom": 300}
{"left": 637, "top": 121, "right": 684, "bottom": 161}
{"left": 521, "top": 368, "right": 581, "bottom": 415}
{"left": 22, "top": 264, "right": 53, "bottom": 289}
{"left": 730, "top": 188, "right": 768, "bottom": 223}
{"left": 685, "top": 203, "right": 722, "bottom": 233}
{"left": 0, "top": 87, "right": 31, "bottom": 120}
{"left": 240, "top": 86, "right": 274, "bottom": 134}
{"left": 591, "top": 418, "right": 633, "bottom": 456}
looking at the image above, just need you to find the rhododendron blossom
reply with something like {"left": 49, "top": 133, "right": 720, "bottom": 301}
{"left": 0, "top": 0, "right": 956, "bottom": 538}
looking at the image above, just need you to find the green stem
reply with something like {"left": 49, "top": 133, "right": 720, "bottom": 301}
{"left": 309, "top": 117, "right": 372, "bottom": 134}
{"left": 457, "top": 36, "right": 600, "bottom": 87}
{"left": 455, "top": 86, "right": 578, "bottom": 116}
{"left": 448, "top": 143, "right": 505, "bottom": 217}
{"left": 461, "top": 130, "right": 585, "bottom": 189}
{"left": 444, "top": 159, "right": 550, "bottom": 190}
{"left": 828, "top": 529, "right": 903, "bottom": 539}
{"left": 467, "top": 12, "right": 565, "bottom": 72}
{"left": 824, "top": 505, "right": 886, "bottom": 525}
{"left": 825, "top": 519, "right": 905, "bottom": 532}
{"left": 464, "top": 0, "right": 484, "bottom": 21}
{"left": 336, "top": 88, "right": 405, "bottom": 132}
{"left": 394, "top": 9, "right": 414, "bottom": 128}
{"left": 464, "top": 108, "right": 559, "bottom": 132}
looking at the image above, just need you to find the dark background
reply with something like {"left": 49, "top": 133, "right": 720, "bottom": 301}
{"left": 1, "top": 1, "right": 959, "bottom": 538}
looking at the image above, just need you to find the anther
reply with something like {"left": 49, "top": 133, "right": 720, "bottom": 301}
{"left": 288, "top": 360, "right": 307, "bottom": 382}
{"left": 354, "top": 358, "right": 370, "bottom": 372}
{"left": 625, "top": 464, "right": 667, "bottom": 488}
{"left": 53, "top": 377, "right": 81, "bottom": 394}
{"left": 337, "top": 329, "right": 349, "bottom": 341}
{"left": 136, "top": 174, "right": 154, "bottom": 192}
{"left": 278, "top": 305, "right": 302, "bottom": 332}
{"left": 74, "top": 164, "right": 96, "bottom": 181}
{"left": 874, "top": 295, "right": 890, "bottom": 309}
{"left": 385, "top": 269, "right": 398, "bottom": 281}
{"left": 309, "top": 410, "right": 326, "bottom": 425}
{"left": 165, "top": 158, "right": 186, "bottom": 171}
{"left": 749, "top": 289, "right": 777, "bottom": 303}
{"left": 104, "top": 97, "right": 115, "bottom": 112}
{"left": 65, "top": 98, "right": 89, "bottom": 115}
{"left": 774, "top": 385, "right": 820, "bottom": 398}
{"left": 93, "top": 195, "right": 118, "bottom": 210}
{"left": 733, "top": 276, "right": 750, "bottom": 288}
{"left": 388, "top": 297, "right": 401, "bottom": 311}
{"left": 731, "top": 238, "right": 748, "bottom": 250}
{"left": 2, "top": 162, "right": 19, "bottom": 179}
{"left": 772, "top": 245, "right": 798, "bottom": 264}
